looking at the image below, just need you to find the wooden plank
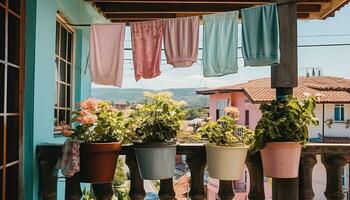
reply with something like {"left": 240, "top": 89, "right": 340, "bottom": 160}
{"left": 271, "top": 0, "right": 298, "bottom": 89}
{"left": 87, "top": 0, "right": 331, "bottom": 4}
{"left": 319, "top": 0, "right": 349, "bottom": 19}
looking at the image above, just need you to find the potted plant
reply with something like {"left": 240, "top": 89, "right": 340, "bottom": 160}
{"left": 197, "top": 107, "right": 254, "bottom": 180}
{"left": 63, "top": 98, "right": 128, "bottom": 183}
{"left": 128, "top": 92, "right": 186, "bottom": 180}
{"left": 252, "top": 95, "right": 319, "bottom": 178}
{"left": 325, "top": 118, "right": 333, "bottom": 128}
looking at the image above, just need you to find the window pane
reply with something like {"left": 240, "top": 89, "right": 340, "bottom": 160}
{"left": 60, "top": 27, "right": 67, "bottom": 59}
{"left": 7, "top": 116, "right": 19, "bottom": 163}
{"left": 59, "top": 83, "right": 65, "bottom": 107}
{"left": 55, "top": 22, "right": 60, "bottom": 56}
{"left": 7, "top": 66, "right": 19, "bottom": 113}
{"left": 0, "top": 7, "right": 5, "bottom": 61}
{"left": 0, "top": 116, "right": 3, "bottom": 166}
{"left": 59, "top": 110, "right": 66, "bottom": 125}
{"left": 67, "top": 32, "right": 72, "bottom": 62}
{"left": 6, "top": 164, "right": 19, "bottom": 200}
{"left": 67, "top": 86, "right": 71, "bottom": 108}
{"left": 0, "top": 63, "right": 4, "bottom": 113}
{"left": 60, "top": 59, "right": 66, "bottom": 82}
{"left": 67, "top": 64, "right": 71, "bottom": 84}
{"left": 66, "top": 110, "right": 70, "bottom": 125}
{"left": 341, "top": 107, "right": 345, "bottom": 121}
{"left": 334, "top": 107, "right": 340, "bottom": 121}
{"left": 54, "top": 109, "right": 58, "bottom": 126}
{"left": 8, "top": 13, "right": 20, "bottom": 66}
{"left": 55, "top": 82, "right": 58, "bottom": 107}
{"left": 9, "top": 0, "right": 21, "bottom": 15}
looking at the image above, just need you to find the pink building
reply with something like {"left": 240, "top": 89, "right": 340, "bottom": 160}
{"left": 197, "top": 76, "right": 350, "bottom": 199}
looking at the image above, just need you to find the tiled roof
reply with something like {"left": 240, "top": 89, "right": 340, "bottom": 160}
{"left": 174, "top": 174, "right": 190, "bottom": 200}
{"left": 196, "top": 76, "right": 350, "bottom": 103}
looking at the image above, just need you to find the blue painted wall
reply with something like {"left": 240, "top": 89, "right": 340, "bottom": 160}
{"left": 24, "top": 0, "right": 108, "bottom": 199}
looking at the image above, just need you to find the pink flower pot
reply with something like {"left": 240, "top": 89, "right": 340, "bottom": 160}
{"left": 261, "top": 142, "right": 302, "bottom": 178}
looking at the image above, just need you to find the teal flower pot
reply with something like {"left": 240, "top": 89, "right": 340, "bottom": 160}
{"left": 134, "top": 142, "right": 176, "bottom": 180}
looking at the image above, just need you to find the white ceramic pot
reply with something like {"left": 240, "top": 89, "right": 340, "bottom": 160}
{"left": 206, "top": 143, "right": 249, "bottom": 180}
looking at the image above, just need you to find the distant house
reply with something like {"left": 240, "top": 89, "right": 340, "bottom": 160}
{"left": 197, "top": 76, "right": 350, "bottom": 200}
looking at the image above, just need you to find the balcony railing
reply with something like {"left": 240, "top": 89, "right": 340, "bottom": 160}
{"left": 37, "top": 143, "right": 350, "bottom": 200}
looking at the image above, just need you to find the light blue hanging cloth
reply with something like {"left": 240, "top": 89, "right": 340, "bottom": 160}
{"left": 241, "top": 4, "right": 280, "bottom": 66}
{"left": 203, "top": 11, "right": 239, "bottom": 77}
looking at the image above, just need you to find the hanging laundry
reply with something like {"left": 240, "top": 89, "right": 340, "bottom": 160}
{"left": 90, "top": 24, "right": 126, "bottom": 87}
{"left": 131, "top": 20, "right": 163, "bottom": 81}
{"left": 163, "top": 16, "right": 200, "bottom": 68}
{"left": 241, "top": 4, "right": 280, "bottom": 67}
{"left": 203, "top": 11, "right": 239, "bottom": 77}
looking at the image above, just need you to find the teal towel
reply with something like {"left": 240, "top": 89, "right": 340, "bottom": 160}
{"left": 203, "top": 11, "right": 239, "bottom": 77}
{"left": 242, "top": 4, "right": 280, "bottom": 66}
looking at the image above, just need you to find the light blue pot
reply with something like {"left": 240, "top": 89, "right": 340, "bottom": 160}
{"left": 134, "top": 143, "right": 176, "bottom": 180}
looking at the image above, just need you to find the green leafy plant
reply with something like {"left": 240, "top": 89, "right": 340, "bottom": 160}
{"left": 127, "top": 92, "right": 187, "bottom": 143}
{"left": 252, "top": 95, "right": 319, "bottom": 153}
{"left": 325, "top": 118, "right": 333, "bottom": 128}
{"left": 63, "top": 98, "right": 128, "bottom": 143}
{"left": 197, "top": 107, "right": 254, "bottom": 147}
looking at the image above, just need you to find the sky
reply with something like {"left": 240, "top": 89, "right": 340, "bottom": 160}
{"left": 92, "top": 4, "right": 350, "bottom": 90}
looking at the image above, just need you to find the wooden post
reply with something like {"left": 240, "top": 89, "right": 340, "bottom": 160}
{"left": 246, "top": 153, "right": 265, "bottom": 200}
{"left": 218, "top": 180, "right": 235, "bottom": 200}
{"left": 299, "top": 154, "right": 317, "bottom": 200}
{"left": 159, "top": 178, "right": 176, "bottom": 200}
{"left": 186, "top": 152, "right": 207, "bottom": 200}
{"left": 271, "top": 0, "right": 298, "bottom": 93}
{"left": 321, "top": 154, "right": 346, "bottom": 200}
{"left": 271, "top": 0, "right": 298, "bottom": 199}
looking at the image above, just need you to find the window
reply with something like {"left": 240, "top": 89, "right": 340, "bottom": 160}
{"left": 216, "top": 99, "right": 229, "bottom": 120}
{"left": 334, "top": 104, "right": 345, "bottom": 121}
{"left": 54, "top": 17, "right": 74, "bottom": 131}
{"left": 245, "top": 110, "right": 249, "bottom": 126}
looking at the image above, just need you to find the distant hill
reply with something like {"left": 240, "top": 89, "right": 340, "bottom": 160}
{"left": 92, "top": 88, "right": 208, "bottom": 108}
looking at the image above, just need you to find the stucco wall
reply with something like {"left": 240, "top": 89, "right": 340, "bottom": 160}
{"left": 24, "top": 1, "right": 107, "bottom": 199}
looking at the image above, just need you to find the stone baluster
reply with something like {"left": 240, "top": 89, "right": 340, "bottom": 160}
{"left": 159, "top": 178, "right": 175, "bottom": 200}
{"left": 218, "top": 180, "right": 235, "bottom": 200}
{"left": 245, "top": 152, "right": 265, "bottom": 200}
{"left": 299, "top": 154, "right": 317, "bottom": 200}
{"left": 125, "top": 148, "right": 146, "bottom": 200}
{"left": 92, "top": 183, "right": 114, "bottom": 200}
{"left": 186, "top": 152, "right": 207, "bottom": 200}
{"left": 37, "top": 144, "right": 62, "bottom": 200}
{"left": 65, "top": 173, "right": 82, "bottom": 200}
{"left": 321, "top": 154, "right": 346, "bottom": 200}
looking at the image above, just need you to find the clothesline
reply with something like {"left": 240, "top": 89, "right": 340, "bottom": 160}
{"left": 89, "top": 3, "right": 280, "bottom": 87}
{"left": 67, "top": 1, "right": 297, "bottom": 27}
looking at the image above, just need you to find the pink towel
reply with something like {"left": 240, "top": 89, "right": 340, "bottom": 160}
{"left": 131, "top": 20, "right": 163, "bottom": 81}
{"left": 163, "top": 16, "right": 200, "bottom": 68}
{"left": 90, "top": 24, "right": 126, "bottom": 87}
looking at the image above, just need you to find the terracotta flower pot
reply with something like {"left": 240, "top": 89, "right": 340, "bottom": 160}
{"left": 80, "top": 142, "right": 122, "bottom": 183}
{"left": 206, "top": 143, "right": 249, "bottom": 180}
{"left": 134, "top": 142, "right": 176, "bottom": 180}
{"left": 261, "top": 142, "right": 302, "bottom": 178}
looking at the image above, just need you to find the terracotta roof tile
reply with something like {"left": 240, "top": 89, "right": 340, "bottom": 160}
{"left": 196, "top": 76, "right": 350, "bottom": 103}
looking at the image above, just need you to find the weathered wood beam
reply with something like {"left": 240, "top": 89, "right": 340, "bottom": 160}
{"left": 96, "top": 2, "right": 321, "bottom": 13}
{"left": 319, "top": 0, "right": 349, "bottom": 19}
{"left": 87, "top": 0, "right": 331, "bottom": 4}
{"left": 271, "top": 0, "right": 298, "bottom": 89}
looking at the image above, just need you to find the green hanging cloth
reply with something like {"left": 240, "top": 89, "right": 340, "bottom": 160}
{"left": 203, "top": 11, "right": 239, "bottom": 77}
{"left": 242, "top": 4, "right": 280, "bottom": 67}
